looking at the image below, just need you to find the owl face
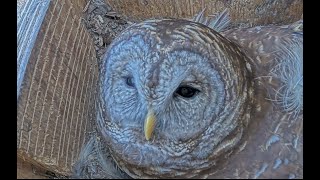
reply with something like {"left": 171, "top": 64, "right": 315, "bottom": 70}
{"left": 98, "top": 19, "right": 254, "bottom": 178}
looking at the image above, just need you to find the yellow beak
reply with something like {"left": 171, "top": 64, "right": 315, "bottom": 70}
{"left": 144, "top": 109, "right": 156, "bottom": 141}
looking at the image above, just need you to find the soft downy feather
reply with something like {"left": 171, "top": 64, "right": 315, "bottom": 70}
{"left": 192, "top": 8, "right": 231, "bottom": 32}
{"left": 269, "top": 33, "right": 303, "bottom": 118}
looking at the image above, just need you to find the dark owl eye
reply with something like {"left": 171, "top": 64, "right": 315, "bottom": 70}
{"left": 175, "top": 85, "right": 200, "bottom": 98}
{"left": 125, "top": 76, "right": 135, "bottom": 87}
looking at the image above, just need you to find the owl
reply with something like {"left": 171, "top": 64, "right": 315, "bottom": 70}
{"left": 73, "top": 9, "right": 303, "bottom": 179}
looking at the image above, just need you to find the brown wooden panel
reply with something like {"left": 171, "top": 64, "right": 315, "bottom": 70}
{"left": 106, "top": 0, "right": 303, "bottom": 26}
{"left": 17, "top": 0, "right": 98, "bottom": 176}
{"left": 17, "top": 156, "right": 48, "bottom": 179}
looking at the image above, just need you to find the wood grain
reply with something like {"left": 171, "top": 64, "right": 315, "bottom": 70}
{"left": 17, "top": 156, "right": 48, "bottom": 179}
{"left": 105, "top": 0, "right": 303, "bottom": 26}
{"left": 17, "top": 0, "right": 98, "bottom": 176}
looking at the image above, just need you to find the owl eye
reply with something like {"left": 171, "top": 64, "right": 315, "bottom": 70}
{"left": 125, "top": 76, "right": 135, "bottom": 87}
{"left": 175, "top": 85, "right": 200, "bottom": 98}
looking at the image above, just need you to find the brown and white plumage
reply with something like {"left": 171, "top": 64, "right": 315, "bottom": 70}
{"left": 73, "top": 9, "right": 303, "bottom": 179}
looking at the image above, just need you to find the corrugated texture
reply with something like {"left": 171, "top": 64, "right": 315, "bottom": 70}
{"left": 105, "top": 0, "right": 303, "bottom": 26}
{"left": 17, "top": 0, "right": 51, "bottom": 98}
{"left": 17, "top": 0, "right": 98, "bottom": 175}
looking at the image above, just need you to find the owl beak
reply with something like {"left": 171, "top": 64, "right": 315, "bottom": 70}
{"left": 144, "top": 109, "right": 156, "bottom": 141}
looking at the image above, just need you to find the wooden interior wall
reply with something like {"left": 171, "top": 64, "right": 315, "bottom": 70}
{"left": 106, "top": 0, "right": 303, "bottom": 26}
{"left": 17, "top": 0, "right": 98, "bottom": 176}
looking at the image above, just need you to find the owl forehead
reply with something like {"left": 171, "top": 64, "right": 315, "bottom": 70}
{"left": 109, "top": 19, "right": 244, "bottom": 64}
{"left": 121, "top": 19, "right": 225, "bottom": 51}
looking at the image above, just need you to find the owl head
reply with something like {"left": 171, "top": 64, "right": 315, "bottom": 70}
{"left": 97, "top": 19, "right": 255, "bottom": 178}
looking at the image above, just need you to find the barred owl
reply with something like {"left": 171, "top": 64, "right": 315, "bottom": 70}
{"left": 73, "top": 9, "right": 303, "bottom": 179}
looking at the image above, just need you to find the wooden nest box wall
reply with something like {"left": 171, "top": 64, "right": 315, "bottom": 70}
{"left": 17, "top": 0, "right": 302, "bottom": 178}
{"left": 17, "top": 0, "right": 99, "bottom": 178}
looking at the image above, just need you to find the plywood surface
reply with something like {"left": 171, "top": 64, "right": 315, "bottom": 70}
{"left": 106, "top": 0, "right": 303, "bottom": 26}
{"left": 17, "top": 0, "right": 98, "bottom": 176}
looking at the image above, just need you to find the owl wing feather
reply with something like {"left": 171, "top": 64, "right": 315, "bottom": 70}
{"left": 208, "top": 21, "right": 303, "bottom": 178}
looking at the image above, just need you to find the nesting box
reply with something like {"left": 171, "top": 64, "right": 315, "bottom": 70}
{"left": 105, "top": 0, "right": 303, "bottom": 26}
{"left": 17, "top": 0, "right": 302, "bottom": 178}
{"left": 17, "top": 0, "right": 99, "bottom": 177}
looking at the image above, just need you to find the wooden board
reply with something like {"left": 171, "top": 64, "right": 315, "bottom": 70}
{"left": 17, "top": 0, "right": 98, "bottom": 176}
{"left": 105, "top": 0, "right": 303, "bottom": 26}
{"left": 17, "top": 157, "right": 48, "bottom": 179}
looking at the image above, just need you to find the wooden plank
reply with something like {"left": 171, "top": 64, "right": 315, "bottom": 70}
{"left": 17, "top": 0, "right": 98, "bottom": 176}
{"left": 17, "top": 0, "right": 51, "bottom": 98}
{"left": 105, "top": 0, "right": 303, "bottom": 26}
{"left": 17, "top": 156, "right": 48, "bottom": 179}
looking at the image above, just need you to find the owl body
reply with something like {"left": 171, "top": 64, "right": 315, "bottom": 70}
{"left": 74, "top": 14, "right": 303, "bottom": 178}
